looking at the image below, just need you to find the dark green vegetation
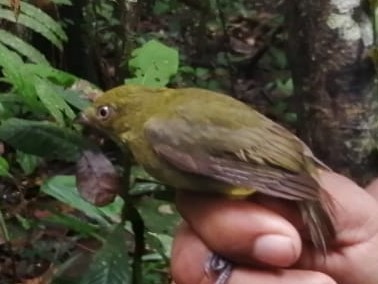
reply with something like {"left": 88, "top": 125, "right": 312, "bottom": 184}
{"left": 0, "top": 0, "right": 377, "bottom": 283}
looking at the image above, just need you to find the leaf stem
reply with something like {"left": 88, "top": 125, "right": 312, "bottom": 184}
{"left": 0, "top": 209, "right": 9, "bottom": 241}
{"left": 119, "top": 151, "right": 145, "bottom": 284}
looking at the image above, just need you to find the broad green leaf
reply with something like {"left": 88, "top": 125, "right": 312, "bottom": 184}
{"left": 136, "top": 197, "right": 180, "bottom": 236}
{"left": 16, "top": 151, "right": 40, "bottom": 175}
{"left": 0, "top": 30, "right": 49, "bottom": 64}
{"left": 0, "top": 118, "right": 83, "bottom": 161}
{"left": 42, "top": 175, "right": 124, "bottom": 225}
{"left": 41, "top": 175, "right": 110, "bottom": 227}
{"left": 97, "top": 197, "right": 123, "bottom": 224}
{"left": 129, "top": 182, "right": 165, "bottom": 196}
{"left": 80, "top": 225, "right": 131, "bottom": 284}
{"left": 144, "top": 233, "right": 171, "bottom": 262}
{"left": 0, "top": 156, "right": 10, "bottom": 177}
{"left": 130, "top": 166, "right": 158, "bottom": 182}
{"left": 44, "top": 213, "right": 98, "bottom": 236}
{"left": 35, "top": 78, "right": 76, "bottom": 125}
{"left": 127, "top": 40, "right": 179, "bottom": 87}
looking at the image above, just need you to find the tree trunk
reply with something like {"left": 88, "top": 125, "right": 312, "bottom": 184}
{"left": 286, "top": 0, "right": 378, "bottom": 185}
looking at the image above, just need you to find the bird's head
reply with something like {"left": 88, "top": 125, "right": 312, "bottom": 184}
{"left": 77, "top": 84, "right": 168, "bottom": 144}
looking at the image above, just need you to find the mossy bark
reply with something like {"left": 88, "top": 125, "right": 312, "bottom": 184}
{"left": 286, "top": 0, "right": 378, "bottom": 184}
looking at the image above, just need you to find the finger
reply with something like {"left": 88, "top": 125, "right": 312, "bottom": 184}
{"left": 176, "top": 192, "right": 301, "bottom": 267}
{"left": 365, "top": 178, "right": 378, "bottom": 203}
{"left": 171, "top": 223, "right": 207, "bottom": 284}
{"left": 230, "top": 268, "right": 337, "bottom": 284}
{"left": 315, "top": 171, "right": 378, "bottom": 244}
{"left": 171, "top": 223, "right": 337, "bottom": 284}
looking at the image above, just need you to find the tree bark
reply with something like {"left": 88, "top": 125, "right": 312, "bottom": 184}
{"left": 286, "top": 0, "right": 378, "bottom": 185}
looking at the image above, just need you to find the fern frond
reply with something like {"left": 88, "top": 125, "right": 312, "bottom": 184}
{"left": 0, "top": 1, "right": 67, "bottom": 49}
{"left": 0, "top": 29, "right": 49, "bottom": 64}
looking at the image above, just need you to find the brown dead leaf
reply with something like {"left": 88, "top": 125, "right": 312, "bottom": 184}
{"left": 76, "top": 150, "right": 121, "bottom": 206}
{"left": 21, "top": 263, "right": 55, "bottom": 284}
{"left": 69, "top": 79, "right": 103, "bottom": 102}
{"left": 9, "top": 0, "right": 21, "bottom": 19}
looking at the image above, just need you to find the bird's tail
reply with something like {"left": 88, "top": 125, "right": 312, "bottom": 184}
{"left": 298, "top": 193, "right": 335, "bottom": 254}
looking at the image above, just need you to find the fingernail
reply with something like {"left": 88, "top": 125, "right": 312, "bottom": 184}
{"left": 252, "top": 234, "right": 298, "bottom": 266}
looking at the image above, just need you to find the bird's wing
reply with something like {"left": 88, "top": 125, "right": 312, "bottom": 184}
{"left": 144, "top": 109, "right": 323, "bottom": 201}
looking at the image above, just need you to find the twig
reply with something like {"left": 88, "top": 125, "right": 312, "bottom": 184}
{"left": 119, "top": 152, "right": 145, "bottom": 284}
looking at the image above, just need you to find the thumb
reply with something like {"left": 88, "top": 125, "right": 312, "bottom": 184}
{"left": 365, "top": 178, "right": 378, "bottom": 203}
{"left": 317, "top": 171, "right": 378, "bottom": 244}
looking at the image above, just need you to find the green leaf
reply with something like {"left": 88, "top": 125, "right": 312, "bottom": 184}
{"left": 276, "top": 78, "right": 293, "bottom": 96}
{"left": 195, "top": 67, "right": 209, "bottom": 78}
{"left": 41, "top": 175, "right": 110, "bottom": 227}
{"left": 97, "top": 197, "right": 124, "bottom": 224}
{"left": 15, "top": 214, "right": 32, "bottom": 230}
{"left": 59, "top": 89, "right": 91, "bottom": 111}
{"left": 270, "top": 47, "right": 288, "bottom": 69}
{"left": 24, "top": 64, "right": 77, "bottom": 86}
{"left": 80, "top": 225, "right": 131, "bottom": 284}
{"left": 0, "top": 118, "right": 83, "bottom": 161}
{"left": 126, "top": 40, "right": 179, "bottom": 87}
{"left": 0, "top": 44, "right": 45, "bottom": 112}
{"left": 136, "top": 198, "right": 180, "bottom": 236}
{"left": 0, "top": 9, "right": 64, "bottom": 49}
{"left": 20, "top": 1, "right": 67, "bottom": 40}
{"left": 0, "top": 42, "right": 24, "bottom": 86}
{"left": 44, "top": 213, "right": 98, "bottom": 236}
{"left": 0, "top": 156, "right": 10, "bottom": 177}
{"left": 145, "top": 233, "right": 171, "bottom": 261}
{"left": 16, "top": 151, "right": 40, "bottom": 175}
{"left": 284, "top": 112, "right": 297, "bottom": 123}
{"left": 35, "top": 78, "right": 76, "bottom": 125}
{"left": 0, "top": 30, "right": 49, "bottom": 64}
{"left": 51, "top": 0, "right": 72, "bottom": 4}
{"left": 153, "top": 1, "right": 170, "bottom": 15}
{"left": 0, "top": 102, "right": 8, "bottom": 119}
{"left": 179, "top": 66, "right": 195, "bottom": 74}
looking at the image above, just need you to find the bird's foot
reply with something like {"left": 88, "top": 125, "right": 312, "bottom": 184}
{"left": 204, "top": 253, "right": 233, "bottom": 284}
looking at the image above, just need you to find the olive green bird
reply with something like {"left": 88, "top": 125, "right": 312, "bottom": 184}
{"left": 79, "top": 84, "right": 335, "bottom": 283}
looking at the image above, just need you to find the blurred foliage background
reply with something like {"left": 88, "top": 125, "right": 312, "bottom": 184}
{"left": 0, "top": 0, "right": 376, "bottom": 283}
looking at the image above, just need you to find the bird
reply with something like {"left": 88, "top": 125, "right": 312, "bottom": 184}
{"left": 78, "top": 84, "right": 335, "bottom": 284}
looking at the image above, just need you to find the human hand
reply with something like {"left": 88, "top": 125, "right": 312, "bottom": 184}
{"left": 171, "top": 172, "right": 378, "bottom": 284}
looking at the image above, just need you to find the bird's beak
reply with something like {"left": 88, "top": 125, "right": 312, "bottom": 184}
{"left": 74, "top": 113, "right": 89, "bottom": 125}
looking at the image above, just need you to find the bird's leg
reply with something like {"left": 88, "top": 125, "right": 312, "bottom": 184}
{"left": 204, "top": 253, "right": 233, "bottom": 284}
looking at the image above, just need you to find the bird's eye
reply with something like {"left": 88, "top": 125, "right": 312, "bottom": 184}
{"left": 96, "top": 105, "right": 112, "bottom": 120}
